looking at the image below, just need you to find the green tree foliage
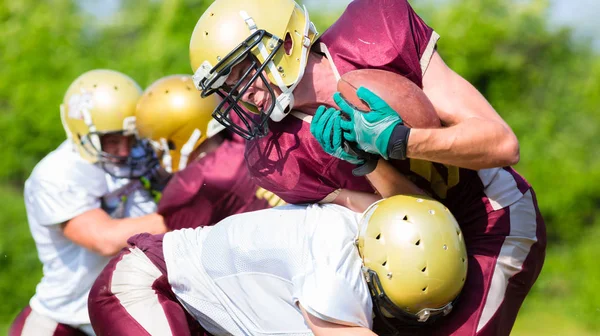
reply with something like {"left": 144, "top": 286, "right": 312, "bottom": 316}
{"left": 0, "top": 0, "right": 598, "bottom": 334}
{"left": 0, "top": 0, "right": 213, "bottom": 184}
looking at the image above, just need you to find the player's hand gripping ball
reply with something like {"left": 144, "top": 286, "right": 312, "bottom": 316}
{"left": 335, "top": 69, "right": 441, "bottom": 160}
{"left": 310, "top": 105, "right": 366, "bottom": 165}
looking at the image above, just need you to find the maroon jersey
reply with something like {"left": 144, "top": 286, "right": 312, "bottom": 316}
{"left": 158, "top": 137, "right": 270, "bottom": 230}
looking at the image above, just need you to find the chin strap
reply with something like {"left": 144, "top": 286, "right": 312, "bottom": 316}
{"left": 178, "top": 128, "right": 202, "bottom": 171}
{"left": 159, "top": 138, "right": 172, "bottom": 173}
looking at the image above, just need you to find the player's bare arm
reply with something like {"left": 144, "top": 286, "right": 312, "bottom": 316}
{"left": 411, "top": 51, "right": 520, "bottom": 169}
{"left": 62, "top": 208, "right": 166, "bottom": 256}
{"left": 299, "top": 304, "right": 377, "bottom": 336}
{"left": 330, "top": 158, "right": 427, "bottom": 213}
{"left": 367, "top": 159, "right": 426, "bottom": 198}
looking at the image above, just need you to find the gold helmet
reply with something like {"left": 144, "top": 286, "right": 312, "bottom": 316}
{"left": 190, "top": 0, "right": 319, "bottom": 140}
{"left": 135, "top": 75, "right": 225, "bottom": 173}
{"left": 357, "top": 195, "right": 468, "bottom": 324}
{"left": 61, "top": 69, "right": 142, "bottom": 164}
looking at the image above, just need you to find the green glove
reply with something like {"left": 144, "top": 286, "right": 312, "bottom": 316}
{"left": 334, "top": 87, "right": 403, "bottom": 159}
{"left": 310, "top": 105, "right": 364, "bottom": 165}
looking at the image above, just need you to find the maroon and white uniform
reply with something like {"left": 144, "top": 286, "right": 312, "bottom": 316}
{"left": 245, "top": 1, "right": 545, "bottom": 335}
{"left": 88, "top": 137, "right": 271, "bottom": 336}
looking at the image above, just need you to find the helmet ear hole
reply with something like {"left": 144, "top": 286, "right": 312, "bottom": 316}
{"left": 284, "top": 32, "right": 293, "bottom": 55}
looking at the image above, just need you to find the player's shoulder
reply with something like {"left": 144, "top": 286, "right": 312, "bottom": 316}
{"left": 26, "top": 140, "right": 106, "bottom": 193}
{"left": 183, "top": 138, "right": 246, "bottom": 184}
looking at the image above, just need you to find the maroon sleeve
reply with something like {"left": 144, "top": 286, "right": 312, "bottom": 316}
{"left": 380, "top": 0, "right": 436, "bottom": 85}
{"left": 382, "top": 0, "right": 435, "bottom": 65}
{"left": 320, "top": 0, "right": 436, "bottom": 87}
{"left": 157, "top": 162, "right": 212, "bottom": 231}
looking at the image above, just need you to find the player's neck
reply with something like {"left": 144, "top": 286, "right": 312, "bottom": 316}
{"left": 292, "top": 52, "right": 338, "bottom": 114}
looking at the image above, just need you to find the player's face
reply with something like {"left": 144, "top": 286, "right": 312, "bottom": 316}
{"left": 224, "top": 57, "right": 282, "bottom": 115}
{"left": 100, "top": 133, "right": 135, "bottom": 162}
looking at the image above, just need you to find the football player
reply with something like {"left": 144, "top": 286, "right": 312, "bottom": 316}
{"left": 135, "top": 74, "right": 281, "bottom": 232}
{"left": 8, "top": 70, "right": 168, "bottom": 336}
{"left": 88, "top": 194, "right": 468, "bottom": 336}
{"left": 188, "top": 0, "right": 546, "bottom": 335}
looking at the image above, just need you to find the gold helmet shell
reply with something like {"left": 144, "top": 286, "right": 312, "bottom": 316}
{"left": 189, "top": 0, "right": 319, "bottom": 139}
{"left": 60, "top": 69, "right": 142, "bottom": 163}
{"left": 190, "top": 0, "right": 317, "bottom": 88}
{"left": 357, "top": 195, "right": 468, "bottom": 323}
{"left": 135, "top": 75, "right": 225, "bottom": 172}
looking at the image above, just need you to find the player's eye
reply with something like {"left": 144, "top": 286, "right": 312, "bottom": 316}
{"left": 221, "top": 84, "right": 240, "bottom": 97}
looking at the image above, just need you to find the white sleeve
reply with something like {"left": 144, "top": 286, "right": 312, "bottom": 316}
{"left": 24, "top": 176, "right": 104, "bottom": 226}
{"left": 295, "top": 245, "right": 373, "bottom": 329}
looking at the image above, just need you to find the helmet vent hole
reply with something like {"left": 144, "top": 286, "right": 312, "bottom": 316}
{"left": 284, "top": 32, "right": 293, "bottom": 55}
{"left": 93, "top": 84, "right": 97, "bottom": 88}
{"left": 165, "top": 90, "right": 170, "bottom": 94}
{"left": 375, "top": 233, "right": 381, "bottom": 240}
{"left": 204, "top": 31, "right": 209, "bottom": 36}
{"left": 114, "top": 86, "right": 118, "bottom": 91}
{"left": 421, "top": 267, "right": 427, "bottom": 273}
{"left": 403, "top": 215, "right": 408, "bottom": 221}
{"left": 382, "top": 260, "right": 387, "bottom": 267}
{"left": 415, "top": 239, "right": 421, "bottom": 246}
{"left": 461, "top": 257, "right": 466, "bottom": 263}
{"left": 186, "top": 86, "right": 191, "bottom": 91}
{"left": 462, "top": 278, "right": 465, "bottom": 282}
{"left": 422, "top": 286, "right": 428, "bottom": 292}
{"left": 167, "top": 140, "right": 176, "bottom": 150}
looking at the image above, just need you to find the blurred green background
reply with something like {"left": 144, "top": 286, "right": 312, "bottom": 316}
{"left": 1, "top": 0, "right": 599, "bottom": 334}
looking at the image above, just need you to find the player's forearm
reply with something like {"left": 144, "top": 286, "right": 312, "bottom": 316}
{"left": 407, "top": 118, "right": 519, "bottom": 170}
{"left": 332, "top": 189, "right": 381, "bottom": 213}
{"left": 101, "top": 213, "right": 167, "bottom": 256}
{"left": 367, "top": 159, "right": 426, "bottom": 198}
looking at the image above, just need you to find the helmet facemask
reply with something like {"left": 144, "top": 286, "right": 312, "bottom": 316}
{"left": 89, "top": 133, "right": 156, "bottom": 179}
{"left": 192, "top": 4, "right": 317, "bottom": 140}
{"left": 197, "top": 29, "right": 283, "bottom": 140}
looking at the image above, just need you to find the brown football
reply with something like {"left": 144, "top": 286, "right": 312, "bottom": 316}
{"left": 336, "top": 69, "right": 440, "bottom": 128}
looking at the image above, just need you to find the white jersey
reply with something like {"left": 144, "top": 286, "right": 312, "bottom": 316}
{"left": 25, "top": 140, "right": 157, "bottom": 327}
{"left": 164, "top": 204, "right": 373, "bottom": 336}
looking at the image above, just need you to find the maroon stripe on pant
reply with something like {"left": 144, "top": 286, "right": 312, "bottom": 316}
{"left": 127, "top": 233, "right": 205, "bottom": 335}
{"left": 477, "top": 190, "right": 547, "bottom": 336}
{"left": 502, "top": 167, "right": 531, "bottom": 195}
{"left": 8, "top": 306, "right": 32, "bottom": 336}
{"left": 88, "top": 247, "right": 150, "bottom": 335}
{"left": 9, "top": 306, "right": 87, "bottom": 336}
{"left": 53, "top": 324, "right": 88, "bottom": 336}
{"left": 88, "top": 233, "right": 208, "bottom": 336}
